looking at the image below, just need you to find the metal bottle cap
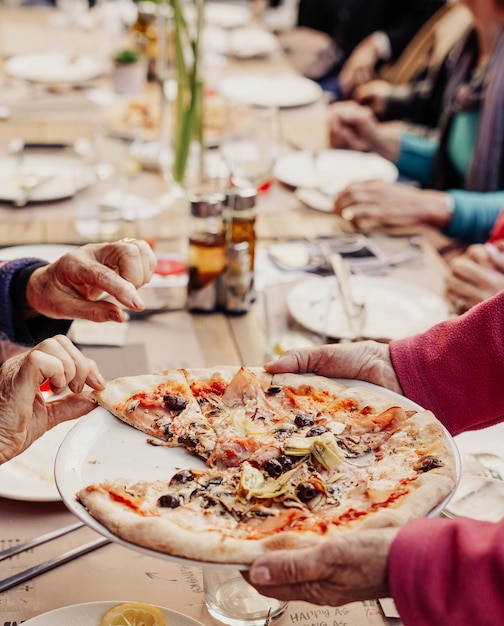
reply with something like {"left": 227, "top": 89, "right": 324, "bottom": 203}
{"left": 226, "top": 187, "right": 257, "bottom": 211}
{"left": 190, "top": 192, "right": 225, "bottom": 217}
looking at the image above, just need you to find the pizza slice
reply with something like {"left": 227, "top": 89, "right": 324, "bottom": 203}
{"left": 92, "top": 370, "right": 216, "bottom": 461}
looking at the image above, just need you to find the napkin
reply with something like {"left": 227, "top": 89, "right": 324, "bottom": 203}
{"left": 69, "top": 319, "right": 128, "bottom": 346}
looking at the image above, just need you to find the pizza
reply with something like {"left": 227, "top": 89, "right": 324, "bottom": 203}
{"left": 76, "top": 366, "right": 457, "bottom": 565}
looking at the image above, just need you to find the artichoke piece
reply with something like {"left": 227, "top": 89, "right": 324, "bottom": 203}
{"left": 237, "top": 462, "right": 298, "bottom": 501}
{"left": 283, "top": 432, "right": 345, "bottom": 471}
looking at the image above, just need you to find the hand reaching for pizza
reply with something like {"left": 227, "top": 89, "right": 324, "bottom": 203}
{"left": 0, "top": 335, "right": 104, "bottom": 464}
{"left": 25, "top": 239, "right": 157, "bottom": 323}
{"left": 247, "top": 526, "right": 399, "bottom": 606}
{"left": 265, "top": 342, "right": 403, "bottom": 395}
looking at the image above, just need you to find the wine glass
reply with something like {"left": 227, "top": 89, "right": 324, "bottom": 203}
{"left": 220, "top": 103, "right": 280, "bottom": 192}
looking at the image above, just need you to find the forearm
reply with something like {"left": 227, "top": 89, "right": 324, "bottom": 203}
{"left": 390, "top": 290, "right": 504, "bottom": 434}
{"left": 390, "top": 517, "right": 504, "bottom": 626}
{"left": 442, "top": 191, "right": 504, "bottom": 243}
{"left": 395, "top": 132, "right": 438, "bottom": 186}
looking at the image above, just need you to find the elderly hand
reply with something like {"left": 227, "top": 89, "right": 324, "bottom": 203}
{"left": 25, "top": 239, "right": 157, "bottom": 323}
{"left": 335, "top": 181, "right": 453, "bottom": 231}
{"left": 328, "top": 102, "right": 401, "bottom": 162}
{"left": 353, "top": 79, "right": 394, "bottom": 117}
{"left": 265, "top": 341, "right": 402, "bottom": 395}
{"left": 338, "top": 36, "right": 383, "bottom": 97}
{"left": 446, "top": 241, "right": 504, "bottom": 313}
{"left": 0, "top": 335, "right": 105, "bottom": 464}
{"left": 247, "top": 527, "right": 399, "bottom": 606}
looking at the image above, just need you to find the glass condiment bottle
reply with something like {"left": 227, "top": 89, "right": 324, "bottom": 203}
{"left": 222, "top": 187, "right": 257, "bottom": 313}
{"left": 225, "top": 187, "right": 257, "bottom": 271}
{"left": 187, "top": 192, "right": 226, "bottom": 312}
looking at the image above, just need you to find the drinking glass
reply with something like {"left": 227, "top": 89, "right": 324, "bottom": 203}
{"left": 203, "top": 567, "right": 288, "bottom": 626}
{"left": 220, "top": 104, "right": 280, "bottom": 191}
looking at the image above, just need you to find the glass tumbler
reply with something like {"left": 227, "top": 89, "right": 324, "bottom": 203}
{"left": 202, "top": 567, "right": 288, "bottom": 626}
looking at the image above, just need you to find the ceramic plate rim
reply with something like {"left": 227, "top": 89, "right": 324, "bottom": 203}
{"left": 0, "top": 420, "right": 79, "bottom": 502}
{"left": 55, "top": 374, "right": 458, "bottom": 567}
{"left": 0, "top": 155, "right": 93, "bottom": 203}
{"left": 22, "top": 601, "right": 205, "bottom": 626}
{"left": 218, "top": 74, "right": 323, "bottom": 108}
{"left": 287, "top": 274, "right": 449, "bottom": 341}
{"left": 273, "top": 149, "right": 399, "bottom": 190}
{"left": 0, "top": 243, "right": 78, "bottom": 264}
{"left": 5, "top": 52, "right": 105, "bottom": 84}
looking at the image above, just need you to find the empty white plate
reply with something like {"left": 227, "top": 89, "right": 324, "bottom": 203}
{"left": 218, "top": 73, "right": 323, "bottom": 108}
{"left": 5, "top": 52, "right": 105, "bottom": 84}
{"left": 274, "top": 150, "right": 398, "bottom": 196}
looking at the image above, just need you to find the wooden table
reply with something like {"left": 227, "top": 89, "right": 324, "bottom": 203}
{"left": 0, "top": 7, "right": 453, "bottom": 624}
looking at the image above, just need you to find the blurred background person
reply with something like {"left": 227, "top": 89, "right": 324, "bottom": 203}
{"left": 327, "top": 0, "right": 504, "bottom": 245}
{"left": 278, "top": 0, "right": 445, "bottom": 98}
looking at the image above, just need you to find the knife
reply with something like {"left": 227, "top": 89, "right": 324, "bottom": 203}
{"left": 0, "top": 537, "right": 110, "bottom": 593}
{"left": 328, "top": 251, "right": 366, "bottom": 338}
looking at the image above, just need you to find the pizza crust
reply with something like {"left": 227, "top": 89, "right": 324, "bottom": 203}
{"left": 78, "top": 367, "right": 458, "bottom": 565}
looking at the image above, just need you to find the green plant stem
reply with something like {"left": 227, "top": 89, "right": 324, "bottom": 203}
{"left": 169, "top": 0, "right": 204, "bottom": 185}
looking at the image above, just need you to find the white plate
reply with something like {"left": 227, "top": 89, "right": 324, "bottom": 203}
{"left": 5, "top": 52, "right": 105, "bottom": 84}
{"left": 0, "top": 243, "right": 77, "bottom": 263}
{"left": 55, "top": 379, "right": 458, "bottom": 567}
{"left": 0, "top": 420, "right": 78, "bottom": 502}
{"left": 23, "top": 601, "right": 205, "bottom": 626}
{"left": 0, "top": 155, "right": 93, "bottom": 204}
{"left": 274, "top": 150, "right": 398, "bottom": 196}
{"left": 218, "top": 74, "right": 323, "bottom": 108}
{"left": 287, "top": 275, "right": 449, "bottom": 341}
{"left": 443, "top": 475, "right": 504, "bottom": 522}
{"left": 204, "top": 2, "right": 252, "bottom": 29}
{"left": 204, "top": 26, "right": 279, "bottom": 58}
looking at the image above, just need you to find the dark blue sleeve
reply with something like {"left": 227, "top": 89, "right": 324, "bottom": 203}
{"left": 0, "top": 258, "right": 71, "bottom": 346}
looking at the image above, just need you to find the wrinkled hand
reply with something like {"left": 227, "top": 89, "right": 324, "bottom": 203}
{"left": 26, "top": 239, "right": 157, "bottom": 323}
{"left": 328, "top": 103, "right": 400, "bottom": 162}
{"left": 446, "top": 241, "right": 504, "bottom": 312}
{"left": 265, "top": 342, "right": 402, "bottom": 395}
{"left": 0, "top": 335, "right": 105, "bottom": 464}
{"left": 353, "top": 80, "right": 394, "bottom": 117}
{"left": 335, "top": 181, "right": 452, "bottom": 231}
{"left": 339, "top": 37, "right": 381, "bottom": 97}
{"left": 328, "top": 101, "right": 380, "bottom": 152}
{"left": 247, "top": 527, "right": 399, "bottom": 606}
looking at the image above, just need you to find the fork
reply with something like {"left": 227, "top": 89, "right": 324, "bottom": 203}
{"left": 14, "top": 171, "right": 56, "bottom": 207}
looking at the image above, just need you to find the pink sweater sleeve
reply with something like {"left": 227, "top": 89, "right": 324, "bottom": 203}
{"left": 389, "top": 289, "right": 504, "bottom": 435}
{"left": 388, "top": 292, "right": 504, "bottom": 622}
{"left": 390, "top": 517, "right": 504, "bottom": 625}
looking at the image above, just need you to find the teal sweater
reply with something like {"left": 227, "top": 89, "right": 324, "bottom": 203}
{"left": 396, "top": 113, "right": 504, "bottom": 243}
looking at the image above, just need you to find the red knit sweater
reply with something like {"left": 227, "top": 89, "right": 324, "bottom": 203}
{"left": 388, "top": 290, "right": 504, "bottom": 625}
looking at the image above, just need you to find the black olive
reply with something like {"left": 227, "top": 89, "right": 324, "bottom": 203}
{"left": 264, "top": 459, "right": 284, "bottom": 477}
{"left": 164, "top": 394, "right": 188, "bottom": 412}
{"left": 170, "top": 470, "right": 194, "bottom": 485}
{"left": 163, "top": 424, "right": 174, "bottom": 438}
{"left": 267, "top": 386, "right": 282, "bottom": 395}
{"left": 295, "top": 413, "right": 315, "bottom": 428}
{"left": 205, "top": 476, "right": 223, "bottom": 486}
{"left": 306, "top": 425, "right": 327, "bottom": 437}
{"left": 178, "top": 435, "right": 199, "bottom": 449}
{"left": 279, "top": 455, "right": 294, "bottom": 471}
{"left": 158, "top": 494, "right": 181, "bottom": 508}
{"left": 296, "top": 482, "right": 318, "bottom": 502}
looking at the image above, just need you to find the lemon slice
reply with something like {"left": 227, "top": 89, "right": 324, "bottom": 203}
{"left": 100, "top": 602, "right": 166, "bottom": 626}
